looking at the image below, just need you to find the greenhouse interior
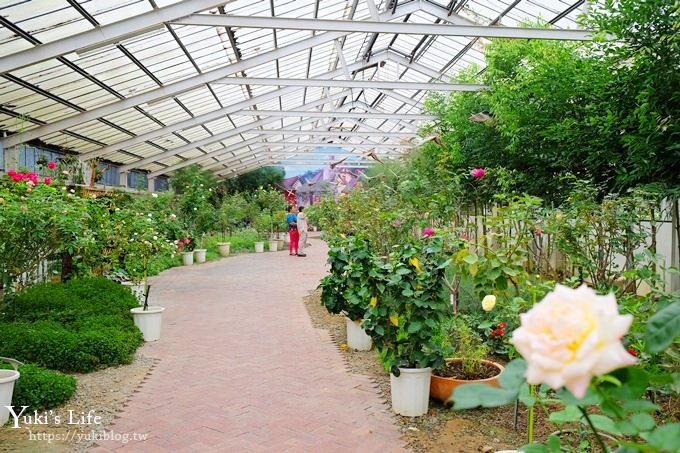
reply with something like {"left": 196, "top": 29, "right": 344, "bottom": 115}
{"left": 0, "top": 0, "right": 678, "bottom": 451}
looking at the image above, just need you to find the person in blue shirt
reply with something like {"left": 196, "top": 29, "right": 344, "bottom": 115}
{"left": 286, "top": 205, "right": 299, "bottom": 256}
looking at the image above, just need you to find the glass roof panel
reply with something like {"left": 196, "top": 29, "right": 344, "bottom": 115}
{"left": 80, "top": 0, "right": 154, "bottom": 26}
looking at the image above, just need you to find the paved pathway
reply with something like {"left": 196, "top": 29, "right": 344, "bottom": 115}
{"left": 92, "top": 234, "right": 406, "bottom": 452}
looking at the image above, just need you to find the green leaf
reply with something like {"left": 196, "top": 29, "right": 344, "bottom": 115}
{"left": 463, "top": 254, "right": 478, "bottom": 265}
{"left": 546, "top": 436, "right": 562, "bottom": 452}
{"left": 452, "top": 384, "right": 517, "bottom": 410}
{"left": 630, "top": 413, "right": 656, "bottom": 432}
{"left": 499, "top": 359, "right": 528, "bottom": 391}
{"left": 407, "top": 321, "right": 422, "bottom": 334}
{"left": 622, "top": 400, "right": 660, "bottom": 413}
{"left": 646, "top": 423, "right": 680, "bottom": 451}
{"left": 615, "top": 419, "right": 639, "bottom": 436}
{"left": 584, "top": 414, "right": 621, "bottom": 436}
{"left": 645, "top": 302, "right": 680, "bottom": 354}
{"left": 549, "top": 405, "right": 581, "bottom": 424}
{"left": 610, "top": 368, "right": 649, "bottom": 400}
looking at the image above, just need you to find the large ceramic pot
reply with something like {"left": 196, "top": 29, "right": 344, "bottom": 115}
{"left": 194, "top": 249, "right": 207, "bottom": 263}
{"left": 430, "top": 358, "right": 504, "bottom": 406}
{"left": 390, "top": 367, "right": 431, "bottom": 417}
{"left": 182, "top": 251, "right": 194, "bottom": 266}
{"left": 130, "top": 306, "right": 165, "bottom": 342}
{"left": 217, "top": 242, "right": 231, "bottom": 257}
{"left": 0, "top": 369, "right": 20, "bottom": 425}
{"left": 254, "top": 241, "right": 265, "bottom": 253}
{"left": 345, "top": 318, "right": 372, "bottom": 351}
{"left": 268, "top": 239, "right": 278, "bottom": 252}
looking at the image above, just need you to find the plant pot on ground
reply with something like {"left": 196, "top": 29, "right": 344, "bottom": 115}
{"left": 361, "top": 237, "right": 452, "bottom": 417}
{"left": 430, "top": 317, "right": 503, "bottom": 405}
{"left": 217, "top": 242, "right": 231, "bottom": 257}
{"left": 0, "top": 358, "right": 21, "bottom": 425}
{"left": 318, "top": 237, "right": 377, "bottom": 351}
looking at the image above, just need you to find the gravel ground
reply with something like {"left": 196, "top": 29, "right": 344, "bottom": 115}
{"left": 303, "top": 289, "right": 531, "bottom": 452}
{"left": 0, "top": 354, "right": 156, "bottom": 452}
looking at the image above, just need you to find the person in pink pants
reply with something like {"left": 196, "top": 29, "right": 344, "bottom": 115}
{"left": 286, "top": 205, "right": 299, "bottom": 255}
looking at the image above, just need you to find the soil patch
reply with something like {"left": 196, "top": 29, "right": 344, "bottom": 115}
{"left": 0, "top": 354, "right": 155, "bottom": 452}
{"left": 438, "top": 360, "right": 500, "bottom": 380}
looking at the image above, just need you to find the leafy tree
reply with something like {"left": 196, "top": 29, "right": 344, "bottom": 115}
{"left": 586, "top": 0, "right": 680, "bottom": 192}
{"left": 220, "top": 167, "right": 284, "bottom": 193}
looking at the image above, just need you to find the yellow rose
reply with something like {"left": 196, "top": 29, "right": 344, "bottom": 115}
{"left": 389, "top": 315, "right": 399, "bottom": 326}
{"left": 370, "top": 296, "right": 378, "bottom": 307}
{"left": 482, "top": 295, "right": 497, "bottom": 312}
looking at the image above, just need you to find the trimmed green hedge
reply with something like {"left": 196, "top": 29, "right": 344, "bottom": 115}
{"left": 1, "top": 364, "right": 77, "bottom": 411}
{"left": 0, "top": 277, "right": 143, "bottom": 373}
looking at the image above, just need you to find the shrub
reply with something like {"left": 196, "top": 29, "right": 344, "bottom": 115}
{"left": 3, "top": 364, "right": 77, "bottom": 411}
{"left": 0, "top": 321, "right": 142, "bottom": 373}
{"left": 0, "top": 277, "right": 143, "bottom": 373}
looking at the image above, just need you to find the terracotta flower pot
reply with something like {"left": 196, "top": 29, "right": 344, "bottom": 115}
{"left": 430, "top": 358, "right": 504, "bottom": 406}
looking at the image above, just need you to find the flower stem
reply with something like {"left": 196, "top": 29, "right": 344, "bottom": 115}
{"left": 527, "top": 384, "right": 535, "bottom": 443}
{"left": 578, "top": 406, "right": 608, "bottom": 453}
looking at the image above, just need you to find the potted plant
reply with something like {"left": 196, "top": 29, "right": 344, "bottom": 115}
{"left": 177, "top": 237, "right": 193, "bottom": 266}
{"left": 253, "top": 213, "right": 271, "bottom": 253}
{"left": 430, "top": 317, "right": 504, "bottom": 405}
{"left": 318, "top": 236, "right": 376, "bottom": 351}
{"left": 215, "top": 195, "right": 246, "bottom": 257}
{"left": 363, "top": 236, "right": 452, "bottom": 416}
{"left": 194, "top": 233, "right": 207, "bottom": 263}
{"left": 122, "top": 212, "right": 173, "bottom": 342}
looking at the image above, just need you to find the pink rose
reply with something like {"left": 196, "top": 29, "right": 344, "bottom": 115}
{"left": 44, "top": 177, "right": 52, "bottom": 185}
{"left": 470, "top": 168, "right": 486, "bottom": 179}
{"left": 7, "top": 169, "right": 16, "bottom": 177}
{"left": 47, "top": 161, "right": 56, "bottom": 169}
{"left": 423, "top": 228, "right": 434, "bottom": 237}
{"left": 510, "top": 284, "right": 636, "bottom": 399}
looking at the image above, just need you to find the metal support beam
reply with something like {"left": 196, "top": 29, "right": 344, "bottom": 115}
{"left": 238, "top": 129, "right": 416, "bottom": 139}
{"left": 0, "top": 0, "right": 231, "bottom": 74}
{"left": 172, "top": 14, "right": 596, "bottom": 40}
{"left": 1, "top": 4, "right": 421, "bottom": 149}
{"left": 230, "top": 110, "right": 435, "bottom": 120}
{"left": 211, "top": 77, "right": 485, "bottom": 91}
{"left": 222, "top": 141, "right": 411, "bottom": 149}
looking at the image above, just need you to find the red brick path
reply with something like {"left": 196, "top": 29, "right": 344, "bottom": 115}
{"left": 91, "top": 235, "right": 406, "bottom": 452}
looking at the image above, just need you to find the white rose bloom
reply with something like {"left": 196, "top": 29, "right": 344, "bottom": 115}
{"left": 509, "top": 284, "right": 636, "bottom": 399}
{"left": 152, "top": 193, "right": 158, "bottom": 198}
{"left": 481, "top": 295, "right": 496, "bottom": 312}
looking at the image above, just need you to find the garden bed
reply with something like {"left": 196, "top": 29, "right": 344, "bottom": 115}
{"left": 304, "top": 289, "right": 555, "bottom": 452}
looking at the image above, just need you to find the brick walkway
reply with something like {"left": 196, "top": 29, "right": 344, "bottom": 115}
{"left": 91, "top": 235, "right": 406, "bottom": 452}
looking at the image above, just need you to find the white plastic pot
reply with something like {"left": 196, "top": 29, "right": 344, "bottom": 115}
{"left": 131, "top": 306, "right": 165, "bottom": 342}
{"left": 268, "top": 240, "right": 278, "bottom": 252}
{"left": 217, "top": 242, "right": 231, "bottom": 257}
{"left": 0, "top": 369, "right": 20, "bottom": 425}
{"left": 277, "top": 239, "right": 284, "bottom": 251}
{"left": 346, "top": 318, "right": 372, "bottom": 351}
{"left": 390, "top": 367, "right": 431, "bottom": 416}
{"left": 182, "top": 252, "right": 194, "bottom": 266}
{"left": 194, "top": 248, "right": 207, "bottom": 263}
{"left": 254, "top": 241, "right": 264, "bottom": 253}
